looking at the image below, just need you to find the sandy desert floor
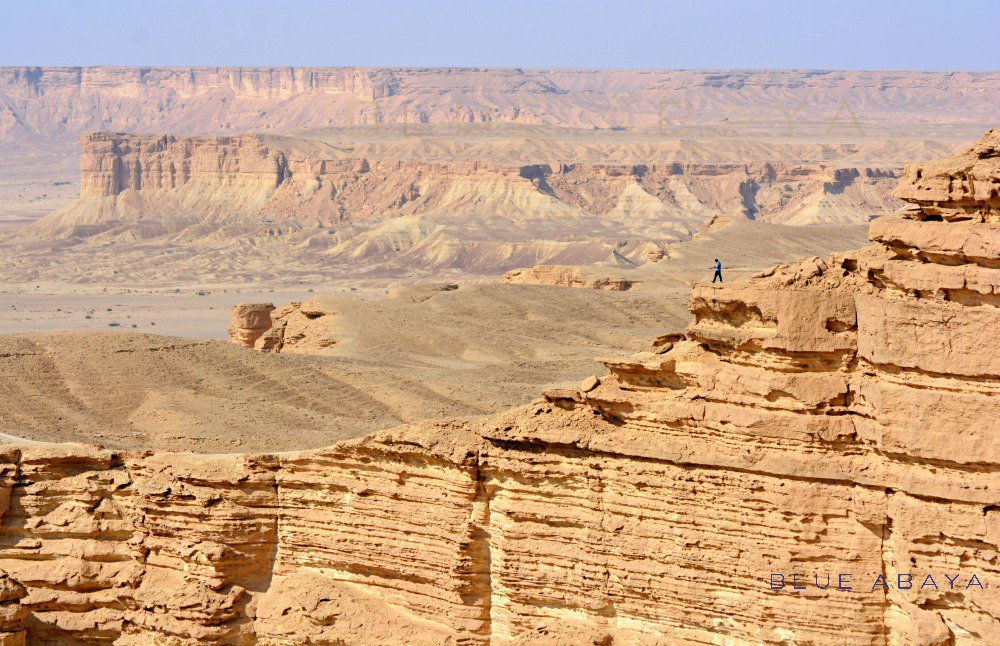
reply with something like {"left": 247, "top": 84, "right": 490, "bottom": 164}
{"left": 0, "top": 221, "right": 869, "bottom": 453}
{"left": 0, "top": 221, "right": 868, "bottom": 336}
{"left": 0, "top": 286, "right": 365, "bottom": 338}
{"left": 0, "top": 67, "right": 953, "bottom": 455}
{"left": 0, "top": 285, "right": 675, "bottom": 453}
{"left": 0, "top": 146, "right": 78, "bottom": 229}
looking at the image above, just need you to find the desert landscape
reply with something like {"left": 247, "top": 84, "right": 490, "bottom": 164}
{"left": 0, "top": 69, "right": 992, "bottom": 340}
{"left": 0, "top": 62, "right": 996, "bottom": 643}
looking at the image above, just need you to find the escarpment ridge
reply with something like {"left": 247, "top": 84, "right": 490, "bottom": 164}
{"left": 2, "top": 67, "right": 995, "bottom": 243}
{"left": 3, "top": 67, "right": 998, "bottom": 145}
{"left": 30, "top": 130, "right": 903, "bottom": 233}
{"left": 0, "top": 129, "right": 904, "bottom": 284}
{"left": 0, "top": 132, "right": 993, "bottom": 642}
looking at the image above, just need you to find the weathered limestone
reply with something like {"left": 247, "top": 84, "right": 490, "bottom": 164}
{"left": 893, "top": 128, "right": 999, "bottom": 221}
{"left": 245, "top": 299, "right": 341, "bottom": 354}
{"left": 226, "top": 302, "right": 275, "bottom": 348}
{"left": 0, "top": 131, "right": 998, "bottom": 643}
{"left": 0, "top": 429, "right": 489, "bottom": 644}
{"left": 26, "top": 131, "right": 903, "bottom": 240}
{"left": 0, "top": 573, "right": 27, "bottom": 645}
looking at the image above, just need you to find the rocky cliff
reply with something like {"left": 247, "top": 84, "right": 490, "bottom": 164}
{"left": 0, "top": 131, "right": 997, "bottom": 643}
{"left": 893, "top": 128, "right": 1000, "bottom": 222}
{"left": 1, "top": 130, "right": 903, "bottom": 283}
{"left": 23, "top": 131, "right": 902, "bottom": 239}
{"left": 3, "top": 67, "right": 998, "bottom": 145}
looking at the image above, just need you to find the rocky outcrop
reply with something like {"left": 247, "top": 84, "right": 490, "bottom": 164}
{"left": 0, "top": 131, "right": 998, "bottom": 642}
{"left": 0, "top": 574, "right": 27, "bottom": 645}
{"left": 500, "top": 265, "right": 635, "bottom": 290}
{"left": 239, "top": 300, "right": 340, "bottom": 354}
{"left": 227, "top": 303, "right": 275, "bottom": 348}
{"left": 893, "top": 128, "right": 999, "bottom": 221}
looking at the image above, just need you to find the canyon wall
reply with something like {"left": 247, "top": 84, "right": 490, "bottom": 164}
{"left": 3, "top": 67, "right": 1000, "bottom": 145}
{"left": 0, "top": 132, "right": 995, "bottom": 643}
{"left": 1, "top": 67, "right": 994, "bottom": 264}
{"left": 22, "top": 131, "right": 902, "bottom": 240}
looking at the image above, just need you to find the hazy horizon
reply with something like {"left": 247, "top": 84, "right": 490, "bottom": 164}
{"left": 3, "top": 65, "right": 1000, "bottom": 73}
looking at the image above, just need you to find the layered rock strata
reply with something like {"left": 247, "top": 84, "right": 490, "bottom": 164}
{"left": 227, "top": 303, "right": 275, "bottom": 348}
{"left": 893, "top": 127, "right": 999, "bottom": 222}
{"left": 3, "top": 67, "right": 998, "bottom": 144}
{"left": 0, "top": 132, "right": 997, "bottom": 643}
{"left": 23, "top": 131, "right": 902, "bottom": 238}
{"left": 237, "top": 299, "right": 339, "bottom": 354}
{"left": 0, "top": 574, "right": 26, "bottom": 645}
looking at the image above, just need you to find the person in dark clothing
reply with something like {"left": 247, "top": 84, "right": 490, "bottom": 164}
{"left": 712, "top": 258, "right": 723, "bottom": 283}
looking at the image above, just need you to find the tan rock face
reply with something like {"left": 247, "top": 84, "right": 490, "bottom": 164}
{"left": 0, "top": 573, "right": 27, "bottom": 645}
{"left": 28, "top": 132, "right": 903, "bottom": 238}
{"left": 893, "top": 128, "right": 999, "bottom": 221}
{"left": 226, "top": 302, "right": 275, "bottom": 348}
{"left": 0, "top": 430, "right": 487, "bottom": 643}
{"left": 1, "top": 131, "right": 999, "bottom": 643}
{"left": 244, "top": 300, "right": 340, "bottom": 354}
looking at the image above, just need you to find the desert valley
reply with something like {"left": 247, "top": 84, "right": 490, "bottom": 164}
{"left": 0, "top": 65, "right": 996, "bottom": 643}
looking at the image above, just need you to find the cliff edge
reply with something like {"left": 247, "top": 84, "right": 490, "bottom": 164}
{"left": 0, "top": 131, "right": 996, "bottom": 643}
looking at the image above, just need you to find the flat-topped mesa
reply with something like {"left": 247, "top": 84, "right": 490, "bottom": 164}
{"left": 4, "top": 68, "right": 998, "bottom": 146}
{"left": 30, "top": 130, "right": 906, "bottom": 236}
{"left": 78, "top": 132, "right": 289, "bottom": 197}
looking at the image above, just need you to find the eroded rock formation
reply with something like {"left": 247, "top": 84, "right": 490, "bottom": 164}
{"left": 233, "top": 299, "right": 340, "bottom": 354}
{"left": 25, "top": 131, "right": 902, "bottom": 239}
{"left": 1, "top": 128, "right": 914, "bottom": 283}
{"left": 227, "top": 303, "right": 275, "bottom": 348}
{"left": 0, "top": 574, "right": 26, "bottom": 645}
{"left": 893, "top": 128, "right": 999, "bottom": 222}
{"left": 0, "top": 131, "right": 998, "bottom": 643}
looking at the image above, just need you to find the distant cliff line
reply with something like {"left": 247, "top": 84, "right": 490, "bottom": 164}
{"left": 21, "top": 131, "right": 902, "bottom": 234}
{"left": 2, "top": 67, "right": 998, "bottom": 145}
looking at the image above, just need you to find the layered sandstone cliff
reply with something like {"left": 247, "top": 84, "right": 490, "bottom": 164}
{"left": 0, "top": 129, "right": 905, "bottom": 284}
{"left": 893, "top": 128, "right": 999, "bottom": 222}
{"left": 23, "top": 131, "right": 902, "bottom": 240}
{"left": 3, "top": 67, "right": 998, "bottom": 145}
{"left": 0, "top": 131, "right": 996, "bottom": 643}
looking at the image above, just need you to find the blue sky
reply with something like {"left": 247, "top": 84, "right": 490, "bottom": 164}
{"left": 1, "top": 0, "right": 996, "bottom": 70}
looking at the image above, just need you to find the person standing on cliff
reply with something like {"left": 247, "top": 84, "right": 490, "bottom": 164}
{"left": 712, "top": 259, "right": 723, "bottom": 283}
